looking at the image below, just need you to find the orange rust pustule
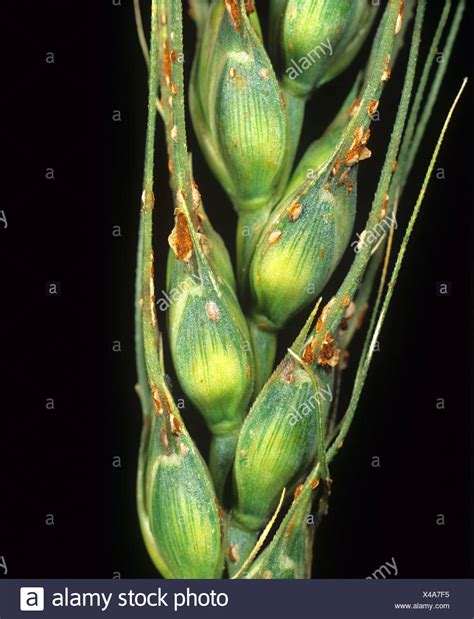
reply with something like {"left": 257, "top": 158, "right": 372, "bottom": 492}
{"left": 348, "top": 97, "right": 361, "bottom": 117}
{"left": 152, "top": 388, "right": 164, "bottom": 415}
{"left": 381, "top": 54, "right": 392, "bottom": 82}
{"left": 294, "top": 484, "right": 304, "bottom": 500}
{"left": 379, "top": 193, "right": 389, "bottom": 220}
{"left": 163, "top": 40, "right": 172, "bottom": 85}
{"left": 227, "top": 544, "right": 239, "bottom": 563}
{"left": 302, "top": 339, "right": 316, "bottom": 364}
{"left": 317, "top": 332, "right": 340, "bottom": 368}
{"left": 214, "top": 498, "right": 225, "bottom": 524}
{"left": 396, "top": 0, "right": 405, "bottom": 34}
{"left": 142, "top": 190, "right": 155, "bottom": 212}
{"left": 343, "top": 125, "right": 372, "bottom": 167}
{"left": 225, "top": 0, "right": 241, "bottom": 30}
{"left": 244, "top": 0, "right": 255, "bottom": 14}
{"left": 368, "top": 99, "right": 379, "bottom": 117}
{"left": 311, "top": 478, "right": 320, "bottom": 490}
{"left": 289, "top": 202, "right": 302, "bottom": 221}
{"left": 169, "top": 211, "right": 193, "bottom": 262}
{"left": 315, "top": 300, "right": 333, "bottom": 333}
{"left": 170, "top": 415, "right": 182, "bottom": 436}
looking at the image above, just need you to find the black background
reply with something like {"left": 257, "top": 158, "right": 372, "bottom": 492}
{"left": 1, "top": 1, "right": 472, "bottom": 580}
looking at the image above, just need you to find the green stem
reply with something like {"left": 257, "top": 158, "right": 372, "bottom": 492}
{"left": 135, "top": 0, "right": 174, "bottom": 579}
{"left": 327, "top": 77, "right": 467, "bottom": 465}
{"left": 157, "top": 0, "right": 193, "bottom": 196}
{"left": 236, "top": 207, "right": 272, "bottom": 294}
{"left": 209, "top": 431, "right": 240, "bottom": 500}
{"left": 279, "top": 90, "right": 306, "bottom": 192}
{"left": 248, "top": 317, "right": 278, "bottom": 395}
{"left": 135, "top": 211, "right": 150, "bottom": 416}
{"left": 395, "top": 1, "right": 452, "bottom": 192}
{"left": 401, "top": 1, "right": 464, "bottom": 195}
{"left": 225, "top": 515, "right": 260, "bottom": 578}
{"left": 359, "top": 0, "right": 459, "bottom": 374}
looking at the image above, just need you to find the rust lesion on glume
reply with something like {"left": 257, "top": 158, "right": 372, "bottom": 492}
{"left": 315, "top": 299, "right": 334, "bottom": 334}
{"left": 395, "top": 0, "right": 405, "bottom": 34}
{"left": 214, "top": 498, "right": 225, "bottom": 531}
{"left": 268, "top": 230, "right": 282, "bottom": 244}
{"left": 160, "top": 427, "right": 169, "bottom": 450}
{"left": 141, "top": 189, "right": 155, "bottom": 213}
{"left": 205, "top": 301, "right": 221, "bottom": 321}
{"left": 244, "top": 0, "right": 255, "bottom": 15}
{"left": 378, "top": 193, "right": 389, "bottom": 221}
{"left": 302, "top": 338, "right": 316, "bottom": 364}
{"left": 343, "top": 125, "right": 372, "bottom": 167}
{"left": 225, "top": 0, "right": 241, "bottom": 30}
{"left": 163, "top": 39, "right": 172, "bottom": 86}
{"left": 170, "top": 414, "right": 182, "bottom": 436}
{"left": 288, "top": 203, "right": 303, "bottom": 221}
{"left": 150, "top": 251, "right": 158, "bottom": 328}
{"left": 348, "top": 97, "right": 362, "bottom": 118}
{"left": 226, "top": 544, "right": 240, "bottom": 563}
{"left": 381, "top": 54, "right": 392, "bottom": 82}
{"left": 293, "top": 484, "right": 304, "bottom": 500}
{"left": 168, "top": 201, "right": 193, "bottom": 262}
{"left": 317, "top": 331, "right": 340, "bottom": 368}
{"left": 152, "top": 387, "right": 164, "bottom": 415}
{"left": 280, "top": 357, "right": 296, "bottom": 384}
{"left": 368, "top": 99, "right": 379, "bottom": 118}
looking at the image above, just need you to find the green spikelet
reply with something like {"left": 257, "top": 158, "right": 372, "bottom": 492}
{"left": 143, "top": 382, "right": 224, "bottom": 578}
{"left": 247, "top": 0, "right": 399, "bottom": 389}
{"left": 270, "top": 0, "right": 378, "bottom": 98}
{"left": 226, "top": 309, "right": 334, "bottom": 575}
{"left": 241, "top": 487, "right": 313, "bottom": 579}
{"left": 250, "top": 163, "right": 358, "bottom": 331}
{"left": 167, "top": 195, "right": 255, "bottom": 496}
{"left": 248, "top": 157, "right": 357, "bottom": 393}
{"left": 190, "top": 0, "right": 290, "bottom": 286}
